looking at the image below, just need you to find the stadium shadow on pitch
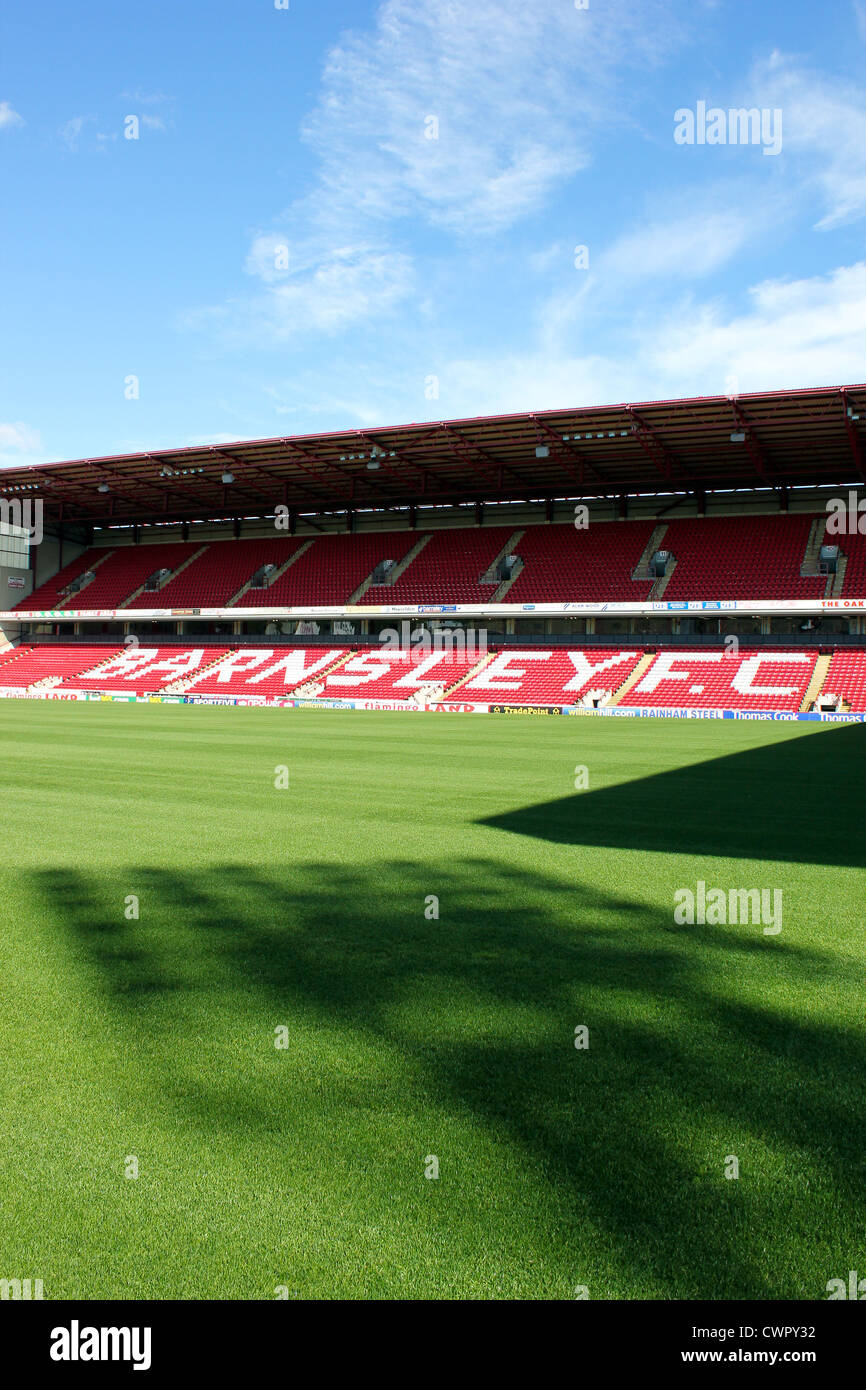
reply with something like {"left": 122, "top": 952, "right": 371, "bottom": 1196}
{"left": 479, "top": 722, "right": 866, "bottom": 867}
{"left": 29, "top": 854, "right": 866, "bottom": 1299}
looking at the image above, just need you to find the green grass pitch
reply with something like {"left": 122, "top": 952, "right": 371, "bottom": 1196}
{"left": 0, "top": 701, "right": 863, "bottom": 1300}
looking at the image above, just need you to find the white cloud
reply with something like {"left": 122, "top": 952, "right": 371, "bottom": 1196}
{"left": 652, "top": 261, "right": 866, "bottom": 388}
{"left": 0, "top": 100, "right": 23, "bottom": 130}
{"left": 119, "top": 89, "right": 172, "bottom": 105}
{"left": 185, "top": 432, "right": 248, "bottom": 448}
{"left": 59, "top": 109, "right": 166, "bottom": 153}
{"left": 0, "top": 423, "right": 40, "bottom": 451}
{"left": 299, "top": 0, "right": 677, "bottom": 240}
{"left": 259, "top": 247, "right": 413, "bottom": 336}
{"left": 528, "top": 242, "right": 569, "bottom": 275}
{"left": 59, "top": 115, "right": 92, "bottom": 151}
{"left": 533, "top": 187, "right": 787, "bottom": 349}
{"left": 187, "top": 243, "right": 414, "bottom": 344}
{"left": 600, "top": 204, "right": 768, "bottom": 283}
{"left": 368, "top": 261, "right": 866, "bottom": 421}
{"left": 754, "top": 53, "right": 866, "bottom": 228}
{"left": 0, "top": 422, "right": 43, "bottom": 470}
{"left": 192, "top": 0, "right": 682, "bottom": 345}
{"left": 244, "top": 234, "right": 294, "bottom": 284}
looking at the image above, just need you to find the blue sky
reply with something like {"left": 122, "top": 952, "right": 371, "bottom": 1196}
{"left": 2, "top": 0, "right": 866, "bottom": 469}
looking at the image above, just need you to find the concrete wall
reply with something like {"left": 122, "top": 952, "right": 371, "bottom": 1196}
{"left": 0, "top": 531, "right": 88, "bottom": 642}
{"left": 34, "top": 532, "right": 86, "bottom": 585}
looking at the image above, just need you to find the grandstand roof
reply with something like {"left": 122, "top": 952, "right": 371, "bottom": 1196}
{"left": 3, "top": 383, "right": 865, "bottom": 529}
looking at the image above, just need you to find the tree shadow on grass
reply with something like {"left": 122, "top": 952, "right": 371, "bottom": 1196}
{"left": 479, "top": 722, "right": 866, "bottom": 867}
{"left": 30, "top": 856, "right": 866, "bottom": 1299}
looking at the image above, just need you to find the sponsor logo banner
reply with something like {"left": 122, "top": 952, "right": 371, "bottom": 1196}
{"left": 0, "top": 597, "right": 845, "bottom": 621}
{"left": 352, "top": 698, "right": 426, "bottom": 712}
{"left": 292, "top": 697, "right": 355, "bottom": 709}
{"left": 433, "top": 703, "right": 488, "bottom": 713}
{"left": 569, "top": 706, "right": 866, "bottom": 722}
{"left": 1, "top": 687, "right": 862, "bottom": 720}
{"left": 489, "top": 703, "right": 565, "bottom": 715}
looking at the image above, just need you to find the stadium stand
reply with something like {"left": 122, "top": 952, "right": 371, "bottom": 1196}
{"left": 324, "top": 648, "right": 481, "bottom": 697}
{"left": 184, "top": 647, "right": 346, "bottom": 697}
{"left": 49, "top": 543, "right": 202, "bottom": 610}
{"left": 357, "top": 527, "right": 517, "bottom": 605}
{"left": 0, "top": 645, "right": 35, "bottom": 679}
{"left": 6, "top": 388, "right": 866, "bottom": 721}
{"left": 0, "top": 644, "right": 122, "bottom": 687}
{"left": 504, "top": 521, "right": 657, "bottom": 603}
{"left": 3, "top": 641, "right": 863, "bottom": 711}
{"left": 125, "top": 537, "right": 308, "bottom": 608}
{"left": 621, "top": 649, "right": 818, "bottom": 711}
{"left": 243, "top": 533, "right": 419, "bottom": 607}
{"left": 181, "top": 646, "right": 645, "bottom": 705}
{"left": 185, "top": 647, "right": 480, "bottom": 700}
{"left": 659, "top": 516, "right": 824, "bottom": 600}
{"left": 14, "top": 548, "right": 108, "bottom": 610}
{"left": 836, "top": 529, "right": 866, "bottom": 597}
{"left": 454, "top": 648, "right": 644, "bottom": 705}
{"left": 68, "top": 646, "right": 231, "bottom": 694}
{"left": 820, "top": 650, "right": 866, "bottom": 711}
{"left": 16, "top": 514, "right": 866, "bottom": 614}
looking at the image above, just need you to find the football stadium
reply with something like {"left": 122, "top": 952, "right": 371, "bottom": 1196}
{"left": 5, "top": 0, "right": 866, "bottom": 1346}
{"left": 0, "top": 385, "right": 864, "bottom": 1302}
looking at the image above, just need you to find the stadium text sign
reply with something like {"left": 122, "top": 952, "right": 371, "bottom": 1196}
{"left": 0, "top": 598, "right": 855, "bottom": 622}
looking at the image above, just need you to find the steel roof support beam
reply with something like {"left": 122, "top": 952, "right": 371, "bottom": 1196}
{"left": 626, "top": 407, "right": 677, "bottom": 482}
{"left": 348, "top": 430, "right": 433, "bottom": 494}
{"left": 206, "top": 450, "right": 302, "bottom": 511}
{"left": 840, "top": 389, "right": 866, "bottom": 484}
{"left": 728, "top": 401, "right": 773, "bottom": 486}
{"left": 437, "top": 423, "right": 529, "bottom": 493}
{"left": 530, "top": 416, "right": 613, "bottom": 491}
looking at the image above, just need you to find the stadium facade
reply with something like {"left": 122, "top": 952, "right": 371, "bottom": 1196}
{"left": 0, "top": 384, "right": 864, "bottom": 717}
